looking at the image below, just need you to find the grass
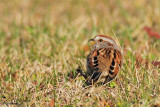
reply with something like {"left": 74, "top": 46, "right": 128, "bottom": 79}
{"left": 0, "top": 0, "right": 160, "bottom": 106}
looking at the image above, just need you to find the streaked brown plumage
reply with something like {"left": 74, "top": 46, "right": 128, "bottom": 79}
{"left": 86, "top": 35, "right": 122, "bottom": 84}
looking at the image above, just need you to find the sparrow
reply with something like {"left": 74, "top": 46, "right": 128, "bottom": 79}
{"left": 86, "top": 35, "right": 122, "bottom": 84}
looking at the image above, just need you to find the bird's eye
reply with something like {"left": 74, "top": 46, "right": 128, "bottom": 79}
{"left": 99, "top": 39, "right": 103, "bottom": 42}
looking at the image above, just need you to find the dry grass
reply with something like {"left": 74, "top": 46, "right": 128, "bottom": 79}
{"left": 0, "top": 0, "right": 160, "bottom": 106}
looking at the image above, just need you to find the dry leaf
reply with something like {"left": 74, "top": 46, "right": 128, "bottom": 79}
{"left": 83, "top": 45, "right": 90, "bottom": 52}
{"left": 135, "top": 52, "right": 149, "bottom": 69}
{"left": 152, "top": 61, "right": 160, "bottom": 68}
{"left": 135, "top": 53, "right": 143, "bottom": 68}
{"left": 143, "top": 26, "right": 160, "bottom": 39}
{"left": 49, "top": 98, "right": 54, "bottom": 107}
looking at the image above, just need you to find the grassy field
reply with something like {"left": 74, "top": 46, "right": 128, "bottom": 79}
{"left": 0, "top": 0, "right": 160, "bottom": 106}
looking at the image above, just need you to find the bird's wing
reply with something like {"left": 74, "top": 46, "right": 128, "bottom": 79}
{"left": 87, "top": 48, "right": 122, "bottom": 83}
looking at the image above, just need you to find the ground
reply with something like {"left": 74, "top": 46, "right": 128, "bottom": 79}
{"left": 0, "top": 0, "right": 160, "bottom": 106}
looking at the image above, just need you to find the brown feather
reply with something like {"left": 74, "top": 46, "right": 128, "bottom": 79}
{"left": 87, "top": 48, "right": 122, "bottom": 84}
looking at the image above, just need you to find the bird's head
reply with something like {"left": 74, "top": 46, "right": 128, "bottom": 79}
{"left": 89, "top": 35, "right": 119, "bottom": 50}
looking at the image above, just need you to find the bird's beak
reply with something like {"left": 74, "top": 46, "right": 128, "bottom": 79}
{"left": 89, "top": 39, "right": 96, "bottom": 45}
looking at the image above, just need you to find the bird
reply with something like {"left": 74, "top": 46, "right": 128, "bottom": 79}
{"left": 86, "top": 35, "right": 122, "bottom": 85}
